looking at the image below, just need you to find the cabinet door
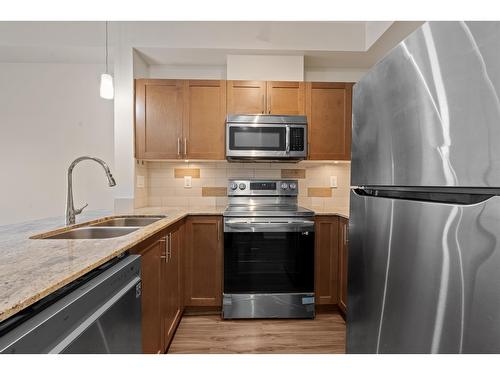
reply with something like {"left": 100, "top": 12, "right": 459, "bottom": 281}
{"left": 314, "top": 216, "right": 340, "bottom": 305}
{"left": 267, "top": 81, "right": 305, "bottom": 115}
{"left": 162, "top": 225, "right": 183, "bottom": 351}
{"left": 184, "top": 216, "right": 223, "bottom": 306}
{"left": 137, "top": 239, "right": 163, "bottom": 354}
{"left": 226, "top": 80, "right": 266, "bottom": 115}
{"left": 135, "top": 79, "right": 184, "bottom": 159}
{"left": 338, "top": 217, "right": 349, "bottom": 314}
{"left": 183, "top": 80, "right": 226, "bottom": 159}
{"left": 306, "top": 82, "right": 353, "bottom": 160}
{"left": 160, "top": 234, "right": 172, "bottom": 352}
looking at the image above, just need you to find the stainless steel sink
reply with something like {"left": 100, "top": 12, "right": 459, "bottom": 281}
{"left": 91, "top": 216, "right": 166, "bottom": 227}
{"left": 42, "top": 227, "right": 140, "bottom": 239}
{"left": 34, "top": 215, "right": 167, "bottom": 240}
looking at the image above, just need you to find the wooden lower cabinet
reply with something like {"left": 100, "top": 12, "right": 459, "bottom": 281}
{"left": 314, "top": 216, "right": 340, "bottom": 305}
{"left": 314, "top": 214, "right": 349, "bottom": 316}
{"left": 133, "top": 236, "right": 163, "bottom": 354}
{"left": 338, "top": 217, "right": 349, "bottom": 315}
{"left": 161, "top": 222, "right": 184, "bottom": 351}
{"left": 132, "top": 220, "right": 185, "bottom": 354}
{"left": 184, "top": 216, "right": 223, "bottom": 307}
{"left": 132, "top": 215, "right": 223, "bottom": 353}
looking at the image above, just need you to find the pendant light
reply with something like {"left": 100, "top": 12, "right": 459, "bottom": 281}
{"left": 100, "top": 21, "right": 114, "bottom": 100}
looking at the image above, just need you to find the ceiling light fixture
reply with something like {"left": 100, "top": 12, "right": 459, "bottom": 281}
{"left": 100, "top": 21, "right": 114, "bottom": 100}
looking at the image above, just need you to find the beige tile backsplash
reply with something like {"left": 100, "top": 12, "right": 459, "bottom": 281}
{"left": 134, "top": 161, "right": 351, "bottom": 212}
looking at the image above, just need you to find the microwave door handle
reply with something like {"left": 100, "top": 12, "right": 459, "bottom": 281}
{"left": 285, "top": 126, "right": 290, "bottom": 154}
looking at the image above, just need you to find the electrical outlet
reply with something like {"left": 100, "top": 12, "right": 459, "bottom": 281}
{"left": 330, "top": 176, "right": 338, "bottom": 188}
{"left": 184, "top": 175, "right": 192, "bottom": 188}
{"left": 136, "top": 175, "right": 145, "bottom": 188}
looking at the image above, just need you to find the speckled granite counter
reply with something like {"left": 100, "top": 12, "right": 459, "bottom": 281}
{"left": 303, "top": 207, "right": 350, "bottom": 219}
{"left": 0, "top": 207, "right": 224, "bottom": 323}
{"left": 0, "top": 205, "right": 346, "bottom": 323}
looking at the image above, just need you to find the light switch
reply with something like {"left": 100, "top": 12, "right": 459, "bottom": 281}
{"left": 184, "top": 175, "right": 192, "bottom": 188}
{"left": 136, "top": 175, "right": 145, "bottom": 188}
{"left": 330, "top": 176, "right": 338, "bottom": 188}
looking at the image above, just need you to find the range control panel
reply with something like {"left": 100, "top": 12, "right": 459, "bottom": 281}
{"left": 228, "top": 179, "right": 298, "bottom": 196}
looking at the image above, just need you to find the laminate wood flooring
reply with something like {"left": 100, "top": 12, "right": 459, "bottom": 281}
{"left": 168, "top": 312, "right": 346, "bottom": 354}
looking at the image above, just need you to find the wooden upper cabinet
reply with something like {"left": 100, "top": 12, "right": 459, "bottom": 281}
{"left": 226, "top": 80, "right": 266, "bottom": 114}
{"left": 184, "top": 80, "right": 226, "bottom": 159}
{"left": 227, "top": 80, "right": 305, "bottom": 115}
{"left": 306, "top": 82, "right": 353, "bottom": 160}
{"left": 267, "top": 81, "right": 305, "bottom": 115}
{"left": 135, "top": 79, "right": 353, "bottom": 161}
{"left": 184, "top": 216, "right": 223, "bottom": 307}
{"left": 314, "top": 216, "right": 340, "bottom": 305}
{"left": 135, "top": 79, "right": 184, "bottom": 159}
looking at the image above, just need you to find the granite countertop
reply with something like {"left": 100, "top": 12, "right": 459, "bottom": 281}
{"left": 306, "top": 207, "right": 350, "bottom": 219}
{"left": 0, "top": 206, "right": 224, "bottom": 323}
{"left": 0, "top": 205, "right": 345, "bottom": 323}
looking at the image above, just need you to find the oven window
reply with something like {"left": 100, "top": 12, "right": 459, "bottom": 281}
{"left": 224, "top": 231, "right": 314, "bottom": 293}
{"left": 229, "top": 127, "right": 286, "bottom": 151}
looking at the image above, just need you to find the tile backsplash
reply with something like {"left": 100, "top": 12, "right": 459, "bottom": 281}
{"left": 134, "top": 160, "right": 350, "bottom": 212}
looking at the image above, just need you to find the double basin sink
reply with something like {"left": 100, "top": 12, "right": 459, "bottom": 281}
{"left": 39, "top": 216, "right": 167, "bottom": 240}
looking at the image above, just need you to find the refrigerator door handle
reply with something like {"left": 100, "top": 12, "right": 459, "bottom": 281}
{"left": 353, "top": 186, "right": 500, "bottom": 205}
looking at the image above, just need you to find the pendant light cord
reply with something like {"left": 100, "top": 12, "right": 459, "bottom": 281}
{"left": 105, "top": 21, "right": 108, "bottom": 74}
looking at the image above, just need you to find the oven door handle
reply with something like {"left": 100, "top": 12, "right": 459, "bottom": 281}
{"left": 224, "top": 220, "right": 315, "bottom": 233}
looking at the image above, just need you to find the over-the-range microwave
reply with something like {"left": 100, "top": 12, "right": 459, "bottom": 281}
{"left": 225, "top": 114, "right": 308, "bottom": 161}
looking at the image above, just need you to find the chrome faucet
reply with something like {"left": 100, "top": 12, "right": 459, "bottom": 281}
{"left": 66, "top": 156, "right": 116, "bottom": 225}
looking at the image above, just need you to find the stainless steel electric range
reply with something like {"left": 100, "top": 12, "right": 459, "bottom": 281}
{"left": 223, "top": 179, "right": 315, "bottom": 319}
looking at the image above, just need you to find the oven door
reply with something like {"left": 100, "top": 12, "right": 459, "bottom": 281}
{"left": 223, "top": 218, "right": 315, "bottom": 294}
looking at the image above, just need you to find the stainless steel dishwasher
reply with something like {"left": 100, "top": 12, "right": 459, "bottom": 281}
{"left": 0, "top": 254, "right": 142, "bottom": 354}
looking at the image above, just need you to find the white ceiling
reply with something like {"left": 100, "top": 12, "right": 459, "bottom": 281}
{"left": 136, "top": 22, "right": 423, "bottom": 69}
{"left": 0, "top": 21, "right": 423, "bottom": 69}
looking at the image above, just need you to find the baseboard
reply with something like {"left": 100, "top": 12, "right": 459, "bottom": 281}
{"left": 315, "top": 304, "right": 340, "bottom": 313}
{"left": 183, "top": 306, "right": 222, "bottom": 316}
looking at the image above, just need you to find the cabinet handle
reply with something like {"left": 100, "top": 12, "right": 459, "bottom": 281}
{"left": 344, "top": 224, "right": 348, "bottom": 245}
{"left": 177, "top": 137, "right": 181, "bottom": 156}
{"left": 160, "top": 237, "right": 168, "bottom": 262}
{"left": 217, "top": 221, "right": 220, "bottom": 243}
{"left": 165, "top": 233, "right": 172, "bottom": 263}
{"left": 268, "top": 93, "right": 271, "bottom": 114}
{"left": 261, "top": 94, "right": 265, "bottom": 114}
{"left": 285, "top": 126, "right": 290, "bottom": 154}
{"left": 168, "top": 233, "right": 172, "bottom": 261}
{"left": 184, "top": 138, "right": 187, "bottom": 157}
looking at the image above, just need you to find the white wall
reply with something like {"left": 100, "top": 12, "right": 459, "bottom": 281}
{"left": 365, "top": 21, "right": 394, "bottom": 50}
{"left": 132, "top": 49, "right": 150, "bottom": 78}
{"left": 148, "top": 64, "right": 226, "bottom": 80}
{"left": 226, "top": 55, "right": 304, "bottom": 81}
{"left": 113, "top": 36, "right": 136, "bottom": 214}
{"left": 304, "top": 68, "right": 367, "bottom": 82}
{"left": 0, "top": 63, "right": 114, "bottom": 225}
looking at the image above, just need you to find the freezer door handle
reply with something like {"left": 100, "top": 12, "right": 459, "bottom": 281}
{"left": 353, "top": 186, "right": 500, "bottom": 205}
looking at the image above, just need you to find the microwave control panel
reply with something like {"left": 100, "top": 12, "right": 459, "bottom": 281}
{"left": 290, "top": 127, "right": 305, "bottom": 151}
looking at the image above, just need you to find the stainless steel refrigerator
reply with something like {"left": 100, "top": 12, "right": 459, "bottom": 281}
{"left": 348, "top": 21, "right": 500, "bottom": 354}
